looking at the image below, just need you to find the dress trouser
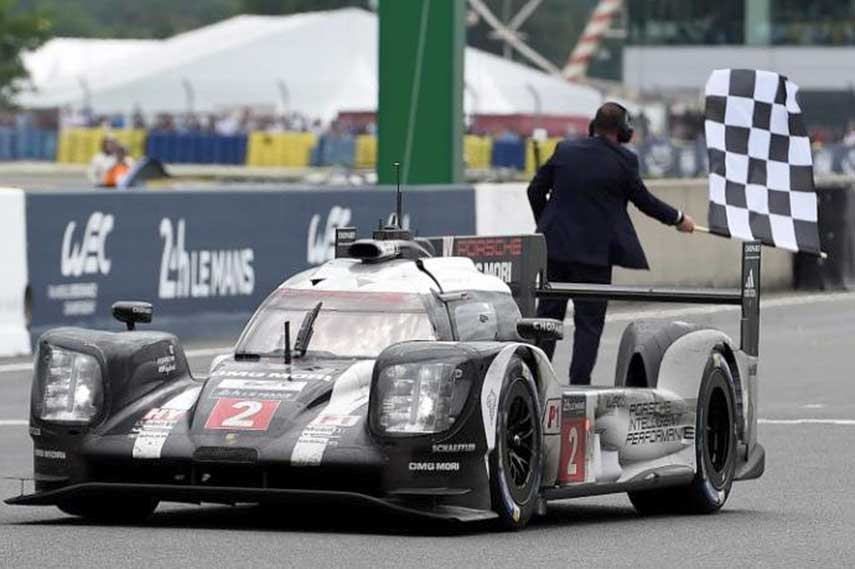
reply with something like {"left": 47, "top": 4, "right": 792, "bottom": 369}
{"left": 535, "top": 259, "right": 613, "bottom": 385}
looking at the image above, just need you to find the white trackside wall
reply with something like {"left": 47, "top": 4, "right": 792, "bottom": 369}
{"left": 474, "top": 182, "right": 794, "bottom": 289}
{"left": 0, "top": 189, "right": 30, "bottom": 356}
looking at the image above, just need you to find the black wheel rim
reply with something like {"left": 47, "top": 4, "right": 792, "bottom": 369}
{"left": 503, "top": 381, "right": 536, "bottom": 496}
{"left": 705, "top": 383, "right": 731, "bottom": 487}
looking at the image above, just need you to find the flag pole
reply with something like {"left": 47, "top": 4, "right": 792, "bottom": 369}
{"left": 691, "top": 225, "right": 827, "bottom": 259}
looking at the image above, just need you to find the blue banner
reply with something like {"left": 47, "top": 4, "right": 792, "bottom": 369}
{"left": 26, "top": 186, "right": 475, "bottom": 341}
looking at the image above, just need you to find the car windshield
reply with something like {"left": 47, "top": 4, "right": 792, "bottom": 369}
{"left": 236, "top": 289, "right": 437, "bottom": 359}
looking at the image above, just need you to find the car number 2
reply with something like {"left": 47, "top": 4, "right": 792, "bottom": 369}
{"left": 205, "top": 398, "right": 281, "bottom": 431}
{"left": 559, "top": 418, "right": 586, "bottom": 483}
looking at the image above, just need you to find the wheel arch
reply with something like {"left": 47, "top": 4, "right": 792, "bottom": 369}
{"left": 480, "top": 343, "right": 562, "bottom": 488}
{"left": 656, "top": 330, "right": 746, "bottom": 442}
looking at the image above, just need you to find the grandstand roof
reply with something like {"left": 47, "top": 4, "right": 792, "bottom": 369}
{"left": 17, "top": 8, "right": 602, "bottom": 120}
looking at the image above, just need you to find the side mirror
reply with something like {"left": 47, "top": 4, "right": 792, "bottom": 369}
{"left": 516, "top": 318, "right": 564, "bottom": 342}
{"left": 112, "top": 301, "right": 153, "bottom": 331}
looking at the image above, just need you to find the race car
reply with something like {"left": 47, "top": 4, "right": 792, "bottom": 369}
{"left": 7, "top": 223, "right": 765, "bottom": 530}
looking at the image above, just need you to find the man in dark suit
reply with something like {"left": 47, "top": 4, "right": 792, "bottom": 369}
{"left": 528, "top": 102, "right": 695, "bottom": 385}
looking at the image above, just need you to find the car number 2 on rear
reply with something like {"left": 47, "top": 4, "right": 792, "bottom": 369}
{"left": 559, "top": 418, "right": 587, "bottom": 483}
{"left": 205, "top": 398, "right": 281, "bottom": 431}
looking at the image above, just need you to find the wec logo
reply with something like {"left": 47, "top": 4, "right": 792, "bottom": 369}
{"left": 61, "top": 211, "right": 114, "bottom": 277}
{"left": 307, "top": 206, "right": 352, "bottom": 265}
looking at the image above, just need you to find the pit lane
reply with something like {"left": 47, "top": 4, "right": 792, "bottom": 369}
{"left": 1, "top": 293, "right": 854, "bottom": 568}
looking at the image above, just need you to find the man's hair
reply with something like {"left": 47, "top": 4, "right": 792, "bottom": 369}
{"left": 589, "top": 102, "right": 634, "bottom": 142}
{"left": 591, "top": 103, "right": 627, "bottom": 134}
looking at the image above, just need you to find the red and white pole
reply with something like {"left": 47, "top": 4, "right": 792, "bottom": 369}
{"left": 562, "top": 0, "right": 623, "bottom": 81}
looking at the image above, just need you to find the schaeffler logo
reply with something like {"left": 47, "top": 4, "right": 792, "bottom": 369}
{"left": 158, "top": 218, "right": 255, "bottom": 299}
{"left": 306, "top": 206, "right": 352, "bottom": 265}
{"left": 61, "top": 211, "right": 114, "bottom": 277}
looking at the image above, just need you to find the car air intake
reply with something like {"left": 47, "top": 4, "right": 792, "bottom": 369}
{"left": 348, "top": 239, "right": 401, "bottom": 262}
{"left": 348, "top": 239, "right": 433, "bottom": 263}
{"left": 193, "top": 447, "right": 258, "bottom": 464}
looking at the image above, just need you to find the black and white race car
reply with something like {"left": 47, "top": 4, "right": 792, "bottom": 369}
{"left": 7, "top": 225, "right": 765, "bottom": 530}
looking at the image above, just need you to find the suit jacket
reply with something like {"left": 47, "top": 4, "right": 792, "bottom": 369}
{"left": 527, "top": 136, "right": 680, "bottom": 270}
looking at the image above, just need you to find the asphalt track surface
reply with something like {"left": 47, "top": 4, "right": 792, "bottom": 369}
{"left": 2, "top": 293, "right": 855, "bottom": 569}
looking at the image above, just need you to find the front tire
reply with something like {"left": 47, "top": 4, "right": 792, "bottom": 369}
{"left": 489, "top": 356, "right": 543, "bottom": 530}
{"left": 58, "top": 496, "right": 159, "bottom": 523}
{"left": 628, "top": 349, "right": 737, "bottom": 515}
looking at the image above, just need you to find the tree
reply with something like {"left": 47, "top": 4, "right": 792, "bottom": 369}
{"left": 0, "top": 0, "right": 50, "bottom": 106}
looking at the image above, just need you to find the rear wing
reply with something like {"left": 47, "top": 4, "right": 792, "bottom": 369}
{"left": 333, "top": 229, "right": 760, "bottom": 357}
{"left": 427, "top": 234, "right": 761, "bottom": 358}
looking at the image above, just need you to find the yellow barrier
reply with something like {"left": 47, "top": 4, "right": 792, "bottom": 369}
{"left": 525, "top": 137, "right": 562, "bottom": 175}
{"left": 354, "top": 135, "right": 377, "bottom": 169}
{"left": 57, "top": 128, "right": 146, "bottom": 164}
{"left": 246, "top": 132, "right": 317, "bottom": 167}
{"left": 464, "top": 135, "right": 493, "bottom": 169}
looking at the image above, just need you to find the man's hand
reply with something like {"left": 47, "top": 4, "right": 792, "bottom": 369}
{"left": 676, "top": 214, "right": 695, "bottom": 233}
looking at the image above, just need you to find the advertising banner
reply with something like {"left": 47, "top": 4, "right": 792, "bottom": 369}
{"left": 25, "top": 186, "right": 475, "bottom": 342}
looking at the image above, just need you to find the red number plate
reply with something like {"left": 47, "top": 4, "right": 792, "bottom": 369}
{"left": 205, "top": 398, "right": 280, "bottom": 431}
{"left": 559, "top": 418, "right": 587, "bottom": 483}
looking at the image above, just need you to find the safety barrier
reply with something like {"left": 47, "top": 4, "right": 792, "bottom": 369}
{"left": 525, "top": 138, "right": 562, "bottom": 174}
{"left": 354, "top": 134, "right": 377, "bottom": 169}
{"left": 0, "top": 189, "right": 30, "bottom": 356}
{"left": 491, "top": 138, "right": 526, "bottom": 170}
{"left": 246, "top": 132, "right": 316, "bottom": 167}
{"left": 146, "top": 131, "right": 247, "bottom": 165}
{"left": 16, "top": 185, "right": 475, "bottom": 347}
{"left": 57, "top": 128, "right": 146, "bottom": 164}
{"left": 0, "top": 128, "right": 57, "bottom": 161}
{"left": 464, "top": 135, "right": 493, "bottom": 169}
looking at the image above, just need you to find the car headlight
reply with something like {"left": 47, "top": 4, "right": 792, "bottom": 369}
{"left": 34, "top": 346, "right": 103, "bottom": 423}
{"left": 373, "top": 361, "right": 471, "bottom": 435}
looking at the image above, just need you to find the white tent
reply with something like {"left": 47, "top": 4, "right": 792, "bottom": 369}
{"left": 18, "top": 8, "right": 602, "bottom": 120}
{"left": 21, "top": 38, "right": 159, "bottom": 91}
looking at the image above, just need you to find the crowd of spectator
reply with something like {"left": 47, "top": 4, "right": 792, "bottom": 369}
{"left": 52, "top": 104, "right": 383, "bottom": 141}
{"left": 5, "top": 101, "right": 855, "bottom": 160}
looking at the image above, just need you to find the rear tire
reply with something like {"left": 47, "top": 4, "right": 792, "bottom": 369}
{"left": 58, "top": 496, "right": 159, "bottom": 523}
{"left": 628, "top": 349, "right": 737, "bottom": 515}
{"left": 489, "top": 356, "right": 543, "bottom": 530}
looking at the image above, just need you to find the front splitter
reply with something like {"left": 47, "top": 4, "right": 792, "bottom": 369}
{"left": 5, "top": 482, "right": 498, "bottom": 523}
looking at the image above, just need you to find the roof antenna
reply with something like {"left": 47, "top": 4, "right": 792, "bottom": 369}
{"left": 394, "top": 161, "right": 403, "bottom": 229}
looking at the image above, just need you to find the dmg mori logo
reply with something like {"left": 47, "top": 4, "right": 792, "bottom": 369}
{"left": 61, "top": 211, "right": 114, "bottom": 277}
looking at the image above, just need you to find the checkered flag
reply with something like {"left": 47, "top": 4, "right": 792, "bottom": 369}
{"left": 704, "top": 69, "right": 821, "bottom": 255}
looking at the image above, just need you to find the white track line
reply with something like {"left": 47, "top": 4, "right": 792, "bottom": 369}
{"left": 0, "top": 346, "right": 232, "bottom": 375}
{"left": 0, "top": 362, "right": 32, "bottom": 374}
{"left": 0, "top": 420, "right": 28, "bottom": 426}
{"left": 759, "top": 418, "right": 855, "bottom": 426}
